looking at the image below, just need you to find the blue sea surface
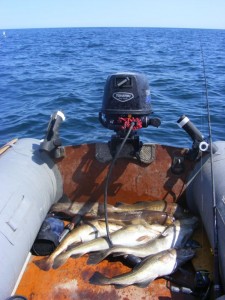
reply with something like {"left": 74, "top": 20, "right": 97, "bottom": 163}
{"left": 0, "top": 27, "right": 225, "bottom": 148}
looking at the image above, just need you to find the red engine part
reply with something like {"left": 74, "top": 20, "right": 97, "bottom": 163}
{"left": 118, "top": 117, "right": 143, "bottom": 130}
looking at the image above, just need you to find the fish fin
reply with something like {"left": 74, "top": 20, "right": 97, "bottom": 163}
{"left": 114, "top": 202, "right": 126, "bottom": 207}
{"left": 71, "top": 253, "right": 83, "bottom": 259}
{"left": 157, "top": 233, "right": 168, "bottom": 239}
{"left": 67, "top": 241, "right": 82, "bottom": 250}
{"left": 161, "top": 231, "right": 168, "bottom": 237}
{"left": 135, "top": 278, "right": 154, "bottom": 288}
{"left": 87, "top": 251, "right": 108, "bottom": 265}
{"left": 89, "top": 272, "right": 129, "bottom": 288}
{"left": 34, "top": 257, "right": 53, "bottom": 271}
{"left": 89, "top": 272, "right": 109, "bottom": 285}
{"left": 89, "top": 231, "right": 99, "bottom": 239}
{"left": 112, "top": 252, "right": 125, "bottom": 258}
{"left": 114, "top": 283, "right": 129, "bottom": 289}
{"left": 134, "top": 201, "right": 146, "bottom": 204}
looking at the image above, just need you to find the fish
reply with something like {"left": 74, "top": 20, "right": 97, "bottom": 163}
{"left": 89, "top": 248, "right": 196, "bottom": 288}
{"left": 87, "top": 216, "right": 198, "bottom": 265}
{"left": 35, "top": 220, "right": 122, "bottom": 271}
{"left": 50, "top": 202, "right": 106, "bottom": 217}
{"left": 50, "top": 200, "right": 188, "bottom": 219}
{"left": 87, "top": 210, "right": 175, "bottom": 226}
{"left": 52, "top": 223, "right": 167, "bottom": 269}
{"left": 112, "top": 200, "right": 189, "bottom": 219}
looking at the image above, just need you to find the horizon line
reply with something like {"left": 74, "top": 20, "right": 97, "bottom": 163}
{"left": 1, "top": 25, "right": 225, "bottom": 31}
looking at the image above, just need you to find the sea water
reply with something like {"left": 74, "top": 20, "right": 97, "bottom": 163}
{"left": 0, "top": 27, "right": 225, "bottom": 147}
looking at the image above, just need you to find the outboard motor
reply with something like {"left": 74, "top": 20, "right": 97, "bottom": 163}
{"left": 99, "top": 72, "right": 161, "bottom": 157}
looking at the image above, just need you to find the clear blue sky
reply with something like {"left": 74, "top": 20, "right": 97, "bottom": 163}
{"left": 1, "top": 0, "right": 225, "bottom": 30}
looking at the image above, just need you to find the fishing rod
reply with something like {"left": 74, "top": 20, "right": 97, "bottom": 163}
{"left": 200, "top": 42, "right": 222, "bottom": 298}
{"left": 103, "top": 122, "right": 135, "bottom": 247}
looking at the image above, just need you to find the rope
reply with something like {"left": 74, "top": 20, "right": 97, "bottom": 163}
{"left": 104, "top": 122, "right": 135, "bottom": 247}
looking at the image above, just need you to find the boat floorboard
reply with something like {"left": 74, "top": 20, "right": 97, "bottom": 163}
{"left": 16, "top": 143, "right": 214, "bottom": 299}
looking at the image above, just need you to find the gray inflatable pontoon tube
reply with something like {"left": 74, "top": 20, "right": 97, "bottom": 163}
{"left": 187, "top": 141, "right": 225, "bottom": 292}
{"left": 0, "top": 138, "right": 63, "bottom": 300}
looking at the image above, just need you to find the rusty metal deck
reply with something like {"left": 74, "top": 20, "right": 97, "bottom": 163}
{"left": 16, "top": 143, "right": 213, "bottom": 300}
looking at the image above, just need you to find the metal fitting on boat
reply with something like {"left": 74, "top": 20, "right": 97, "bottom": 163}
{"left": 177, "top": 115, "right": 204, "bottom": 143}
{"left": 40, "top": 110, "right": 65, "bottom": 158}
{"left": 199, "top": 141, "right": 209, "bottom": 152}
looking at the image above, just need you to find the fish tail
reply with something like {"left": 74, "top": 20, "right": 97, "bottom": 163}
{"left": 87, "top": 251, "right": 108, "bottom": 265}
{"left": 89, "top": 272, "right": 109, "bottom": 285}
{"left": 53, "top": 252, "right": 70, "bottom": 269}
{"left": 34, "top": 257, "right": 53, "bottom": 271}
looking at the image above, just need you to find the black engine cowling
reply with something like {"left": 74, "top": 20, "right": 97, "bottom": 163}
{"left": 99, "top": 72, "right": 156, "bottom": 133}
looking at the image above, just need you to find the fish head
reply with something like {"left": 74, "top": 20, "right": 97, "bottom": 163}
{"left": 161, "top": 224, "right": 191, "bottom": 246}
{"left": 173, "top": 222, "right": 198, "bottom": 247}
{"left": 178, "top": 224, "right": 195, "bottom": 239}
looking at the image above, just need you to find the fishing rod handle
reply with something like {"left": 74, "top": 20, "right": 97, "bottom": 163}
{"left": 177, "top": 115, "right": 204, "bottom": 142}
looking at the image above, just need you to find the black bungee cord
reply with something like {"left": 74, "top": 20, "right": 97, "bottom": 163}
{"left": 200, "top": 42, "right": 222, "bottom": 298}
{"left": 103, "top": 122, "right": 135, "bottom": 247}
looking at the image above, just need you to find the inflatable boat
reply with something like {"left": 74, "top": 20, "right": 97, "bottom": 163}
{"left": 1, "top": 73, "right": 225, "bottom": 300}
